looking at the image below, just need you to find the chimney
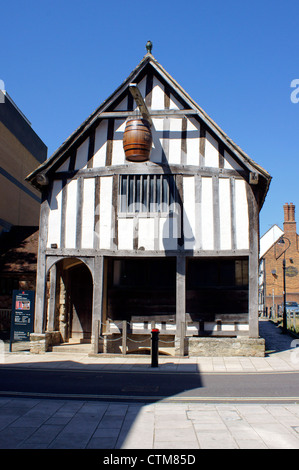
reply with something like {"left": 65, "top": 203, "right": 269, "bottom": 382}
{"left": 283, "top": 203, "right": 297, "bottom": 233}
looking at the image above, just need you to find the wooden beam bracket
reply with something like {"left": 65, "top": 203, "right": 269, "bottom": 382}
{"left": 129, "top": 83, "right": 153, "bottom": 126}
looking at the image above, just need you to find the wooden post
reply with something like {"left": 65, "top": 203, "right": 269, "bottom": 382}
{"left": 47, "top": 264, "right": 57, "bottom": 332}
{"left": 91, "top": 256, "right": 104, "bottom": 354}
{"left": 180, "top": 321, "right": 185, "bottom": 357}
{"left": 122, "top": 320, "right": 127, "bottom": 355}
{"left": 34, "top": 195, "right": 50, "bottom": 334}
{"left": 176, "top": 255, "right": 186, "bottom": 356}
{"left": 93, "top": 320, "right": 100, "bottom": 354}
{"left": 247, "top": 185, "right": 259, "bottom": 338}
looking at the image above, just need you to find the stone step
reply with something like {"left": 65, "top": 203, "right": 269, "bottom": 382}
{"left": 52, "top": 343, "right": 92, "bottom": 354}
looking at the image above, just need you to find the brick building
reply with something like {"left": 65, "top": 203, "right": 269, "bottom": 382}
{"left": 260, "top": 203, "right": 299, "bottom": 315}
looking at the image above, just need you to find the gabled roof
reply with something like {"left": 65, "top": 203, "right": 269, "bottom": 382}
{"left": 259, "top": 224, "right": 284, "bottom": 259}
{"left": 26, "top": 51, "right": 271, "bottom": 202}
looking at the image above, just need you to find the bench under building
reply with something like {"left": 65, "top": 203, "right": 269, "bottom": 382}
{"left": 27, "top": 46, "right": 271, "bottom": 356}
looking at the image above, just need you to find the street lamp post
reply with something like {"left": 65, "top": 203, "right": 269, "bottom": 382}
{"left": 276, "top": 236, "right": 291, "bottom": 334}
{"left": 282, "top": 257, "right": 287, "bottom": 334}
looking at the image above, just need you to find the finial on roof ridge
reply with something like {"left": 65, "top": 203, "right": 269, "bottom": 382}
{"left": 146, "top": 40, "right": 153, "bottom": 54}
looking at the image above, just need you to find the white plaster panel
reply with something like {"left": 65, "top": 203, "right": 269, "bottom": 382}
{"left": 186, "top": 118, "right": 200, "bottom": 166}
{"left": 93, "top": 121, "right": 108, "bottom": 167}
{"left": 201, "top": 177, "right": 214, "bottom": 250}
{"left": 112, "top": 119, "right": 126, "bottom": 165}
{"left": 56, "top": 157, "right": 70, "bottom": 172}
{"left": 150, "top": 118, "right": 163, "bottom": 163}
{"left": 219, "top": 178, "right": 232, "bottom": 250}
{"left": 159, "top": 216, "right": 178, "bottom": 251}
{"left": 221, "top": 324, "right": 235, "bottom": 331}
{"left": 118, "top": 218, "right": 134, "bottom": 250}
{"left": 238, "top": 324, "right": 249, "bottom": 331}
{"left": 114, "top": 96, "right": 128, "bottom": 111}
{"left": 168, "top": 118, "right": 182, "bottom": 164}
{"left": 151, "top": 76, "right": 165, "bottom": 109}
{"left": 132, "top": 323, "right": 144, "bottom": 330}
{"left": 224, "top": 150, "right": 242, "bottom": 170}
{"left": 47, "top": 180, "right": 62, "bottom": 248}
{"left": 186, "top": 325, "right": 199, "bottom": 334}
{"left": 99, "top": 176, "right": 113, "bottom": 249}
{"left": 169, "top": 93, "right": 183, "bottom": 110}
{"left": 137, "top": 76, "right": 147, "bottom": 101}
{"left": 65, "top": 179, "right": 77, "bottom": 249}
{"left": 138, "top": 218, "right": 156, "bottom": 251}
{"left": 166, "top": 324, "right": 176, "bottom": 331}
{"left": 205, "top": 132, "right": 219, "bottom": 168}
{"left": 235, "top": 179, "right": 249, "bottom": 250}
{"left": 75, "top": 137, "right": 89, "bottom": 170}
{"left": 81, "top": 178, "right": 95, "bottom": 248}
{"left": 183, "top": 176, "right": 196, "bottom": 250}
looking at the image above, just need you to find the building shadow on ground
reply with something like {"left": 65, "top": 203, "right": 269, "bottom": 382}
{"left": 258, "top": 319, "right": 298, "bottom": 356}
{"left": 0, "top": 353, "right": 203, "bottom": 449}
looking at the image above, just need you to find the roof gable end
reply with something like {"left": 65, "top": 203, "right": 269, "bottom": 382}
{"left": 26, "top": 52, "right": 271, "bottom": 204}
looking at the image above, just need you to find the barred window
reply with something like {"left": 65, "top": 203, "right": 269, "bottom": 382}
{"left": 119, "top": 175, "right": 178, "bottom": 214}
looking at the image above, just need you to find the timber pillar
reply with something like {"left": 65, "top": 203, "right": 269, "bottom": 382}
{"left": 175, "top": 255, "right": 186, "bottom": 356}
{"left": 91, "top": 255, "right": 104, "bottom": 354}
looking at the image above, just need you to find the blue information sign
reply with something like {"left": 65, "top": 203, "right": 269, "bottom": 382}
{"left": 10, "top": 290, "right": 35, "bottom": 351}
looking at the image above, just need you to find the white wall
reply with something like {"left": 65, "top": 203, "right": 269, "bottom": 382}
{"left": 47, "top": 72, "right": 251, "bottom": 254}
{"left": 47, "top": 180, "right": 62, "bottom": 248}
{"left": 70, "top": 73, "right": 244, "bottom": 171}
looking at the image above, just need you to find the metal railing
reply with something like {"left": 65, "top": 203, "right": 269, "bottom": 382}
{"left": 93, "top": 318, "right": 250, "bottom": 355}
{"left": 0, "top": 309, "right": 11, "bottom": 330}
{"left": 93, "top": 319, "right": 177, "bottom": 355}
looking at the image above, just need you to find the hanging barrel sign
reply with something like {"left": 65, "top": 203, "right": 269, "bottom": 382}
{"left": 123, "top": 118, "right": 152, "bottom": 162}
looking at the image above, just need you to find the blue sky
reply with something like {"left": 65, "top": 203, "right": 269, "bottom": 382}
{"left": 1, "top": 0, "right": 299, "bottom": 236}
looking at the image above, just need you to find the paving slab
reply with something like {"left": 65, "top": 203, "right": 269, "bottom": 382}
{"left": 0, "top": 320, "right": 299, "bottom": 449}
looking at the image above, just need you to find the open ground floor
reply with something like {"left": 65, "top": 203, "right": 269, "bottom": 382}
{"left": 30, "top": 253, "right": 264, "bottom": 356}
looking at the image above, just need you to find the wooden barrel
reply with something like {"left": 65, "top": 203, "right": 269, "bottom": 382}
{"left": 123, "top": 118, "right": 152, "bottom": 162}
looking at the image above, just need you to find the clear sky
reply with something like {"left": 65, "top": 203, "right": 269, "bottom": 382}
{"left": 1, "top": 0, "right": 298, "bottom": 236}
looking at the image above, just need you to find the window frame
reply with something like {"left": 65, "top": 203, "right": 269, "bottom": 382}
{"left": 118, "top": 174, "right": 178, "bottom": 218}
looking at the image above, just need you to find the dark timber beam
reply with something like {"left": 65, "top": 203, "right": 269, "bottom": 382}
{"left": 128, "top": 83, "right": 153, "bottom": 126}
{"left": 98, "top": 109, "right": 196, "bottom": 119}
{"left": 176, "top": 255, "right": 186, "bottom": 356}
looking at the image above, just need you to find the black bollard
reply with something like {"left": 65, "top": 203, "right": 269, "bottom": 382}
{"left": 151, "top": 328, "right": 159, "bottom": 367}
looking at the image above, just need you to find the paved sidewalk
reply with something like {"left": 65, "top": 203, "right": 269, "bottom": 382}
{"left": 0, "top": 319, "right": 299, "bottom": 449}
{"left": 1, "top": 319, "right": 299, "bottom": 374}
{"left": 0, "top": 397, "right": 299, "bottom": 449}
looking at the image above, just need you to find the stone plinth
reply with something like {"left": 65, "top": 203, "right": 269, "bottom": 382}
{"left": 30, "top": 331, "right": 61, "bottom": 354}
{"left": 188, "top": 337, "right": 265, "bottom": 357}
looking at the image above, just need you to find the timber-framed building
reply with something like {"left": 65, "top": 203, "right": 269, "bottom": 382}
{"left": 27, "top": 47, "right": 271, "bottom": 356}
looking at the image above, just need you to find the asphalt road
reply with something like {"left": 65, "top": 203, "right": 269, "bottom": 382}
{"left": 0, "top": 367, "right": 299, "bottom": 403}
